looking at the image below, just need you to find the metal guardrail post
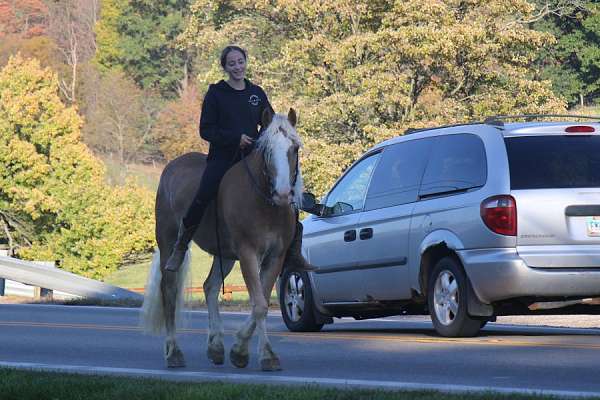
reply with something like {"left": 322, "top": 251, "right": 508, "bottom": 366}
{"left": 0, "top": 250, "right": 5, "bottom": 296}
{"left": 33, "top": 261, "right": 54, "bottom": 300}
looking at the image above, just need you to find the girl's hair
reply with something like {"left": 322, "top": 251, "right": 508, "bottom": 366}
{"left": 220, "top": 45, "right": 247, "bottom": 68}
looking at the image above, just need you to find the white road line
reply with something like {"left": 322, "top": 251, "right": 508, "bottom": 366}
{"left": 1, "top": 361, "right": 599, "bottom": 398}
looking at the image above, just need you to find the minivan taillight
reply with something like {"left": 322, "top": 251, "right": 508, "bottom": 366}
{"left": 481, "top": 195, "right": 517, "bottom": 236}
{"left": 565, "top": 126, "right": 595, "bottom": 133}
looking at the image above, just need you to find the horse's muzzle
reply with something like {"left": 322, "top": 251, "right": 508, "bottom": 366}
{"left": 272, "top": 190, "right": 293, "bottom": 206}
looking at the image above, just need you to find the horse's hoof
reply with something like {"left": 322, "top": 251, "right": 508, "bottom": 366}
{"left": 260, "top": 357, "right": 282, "bottom": 372}
{"left": 207, "top": 344, "right": 225, "bottom": 365}
{"left": 229, "top": 346, "right": 249, "bottom": 368}
{"left": 166, "top": 346, "right": 186, "bottom": 368}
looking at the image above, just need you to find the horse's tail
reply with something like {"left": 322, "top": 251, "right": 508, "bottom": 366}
{"left": 140, "top": 249, "right": 191, "bottom": 335}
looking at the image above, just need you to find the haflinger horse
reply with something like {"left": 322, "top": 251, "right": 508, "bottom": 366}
{"left": 141, "top": 108, "right": 303, "bottom": 372}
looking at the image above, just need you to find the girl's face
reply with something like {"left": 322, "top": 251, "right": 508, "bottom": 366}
{"left": 224, "top": 50, "right": 246, "bottom": 82}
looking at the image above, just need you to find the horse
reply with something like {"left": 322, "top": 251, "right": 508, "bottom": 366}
{"left": 140, "top": 108, "right": 303, "bottom": 371}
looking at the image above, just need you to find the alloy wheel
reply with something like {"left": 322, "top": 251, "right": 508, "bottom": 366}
{"left": 433, "top": 270, "right": 459, "bottom": 326}
{"left": 284, "top": 272, "right": 305, "bottom": 322}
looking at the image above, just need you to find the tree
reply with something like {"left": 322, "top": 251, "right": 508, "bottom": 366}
{"left": 47, "top": 0, "right": 100, "bottom": 104}
{"left": 82, "top": 68, "right": 159, "bottom": 167}
{"left": 532, "top": 1, "right": 600, "bottom": 106}
{"left": 0, "top": 0, "right": 47, "bottom": 38}
{"left": 95, "top": 0, "right": 194, "bottom": 98}
{"left": 151, "top": 84, "right": 208, "bottom": 161}
{"left": 183, "top": 0, "right": 566, "bottom": 195}
{"left": 0, "top": 55, "right": 154, "bottom": 278}
{"left": 0, "top": 0, "right": 54, "bottom": 67}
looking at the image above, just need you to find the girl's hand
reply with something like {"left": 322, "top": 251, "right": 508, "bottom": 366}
{"left": 240, "top": 134, "right": 254, "bottom": 149}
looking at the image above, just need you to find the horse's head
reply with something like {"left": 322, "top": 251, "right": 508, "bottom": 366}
{"left": 256, "top": 108, "right": 303, "bottom": 207}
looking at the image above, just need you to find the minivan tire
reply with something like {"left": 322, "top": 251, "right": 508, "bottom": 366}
{"left": 428, "top": 257, "right": 482, "bottom": 337}
{"left": 279, "top": 269, "right": 324, "bottom": 332}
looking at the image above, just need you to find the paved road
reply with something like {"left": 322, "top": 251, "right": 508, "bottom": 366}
{"left": 1, "top": 304, "right": 600, "bottom": 397}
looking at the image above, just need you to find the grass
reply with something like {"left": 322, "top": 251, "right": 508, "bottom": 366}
{"left": 100, "top": 154, "right": 164, "bottom": 192}
{"left": 105, "top": 245, "right": 247, "bottom": 289}
{"left": 103, "top": 244, "right": 279, "bottom": 307}
{"left": 0, "top": 369, "right": 584, "bottom": 400}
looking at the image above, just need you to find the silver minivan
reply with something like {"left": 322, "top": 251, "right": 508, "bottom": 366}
{"left": 279, "top": 115, "right": 600, "bottom": 337}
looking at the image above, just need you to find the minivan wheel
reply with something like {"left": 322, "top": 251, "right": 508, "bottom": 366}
{"left": 428, "top": 257, "right": 483, "bottom": 337}
{"left": 279, "top": 269, "right": 323, "bottom": 332}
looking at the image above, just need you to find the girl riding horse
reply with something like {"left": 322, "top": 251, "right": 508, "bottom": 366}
{"left": 165, "top": 45, "right": 312, "bottom": 274}
{"left": 141, "top": 45, "right": 313, "bottom": 371}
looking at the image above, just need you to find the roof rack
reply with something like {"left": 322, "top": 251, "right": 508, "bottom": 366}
{"left": 403, "top": 114, "right": 600, "bottom": 135}
{"left": 404, "top": 121, "right": 484, "bottom": 135}
{"left": 483, "top": 114, "right": 600, "bottom": 127}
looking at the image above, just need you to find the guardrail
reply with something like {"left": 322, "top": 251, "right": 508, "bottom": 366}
{"left": 0, "top": 255, "right": 143, "bottom": 302}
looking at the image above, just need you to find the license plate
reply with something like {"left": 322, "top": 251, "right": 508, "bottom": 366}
{"left": 587, "top": 217, "right": 600, "bottom": 237}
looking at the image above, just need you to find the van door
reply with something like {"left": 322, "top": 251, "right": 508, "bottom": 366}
{"left": 306, "top": 152, "right": 381, "bottom": 303}
{"left": 354, "top": 139, "right": 432, "bottom": 301}
{"left": 409, "top": 134, "right": 488, "bottom": 291}
{"left": 504, "top": 134, "right": 600, "bottom": 268}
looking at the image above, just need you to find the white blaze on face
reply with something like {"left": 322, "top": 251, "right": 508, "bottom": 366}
{"left": 270, "top": 133, "right": 293, "bottom": 197}
{"left": 257, "top": 113, "right": 303, "bottom": 206}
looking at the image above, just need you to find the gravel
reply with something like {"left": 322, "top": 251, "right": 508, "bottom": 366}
{"left": 495, "top": 315, "right": 600, "bottom": 329}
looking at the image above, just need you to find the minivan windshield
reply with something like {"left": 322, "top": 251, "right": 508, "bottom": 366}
{"left": 505, "top": 135, "right": 600, "bottom": 189}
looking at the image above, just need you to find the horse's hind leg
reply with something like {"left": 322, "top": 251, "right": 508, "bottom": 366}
{"left": 203, "top": 256, "right": 235, "bottom": 365}
{"left": 160, "top": 249, "right": 186, "bottom": 368}
{"left": 256, "top": 254, "right": 285, "bottom": 371}
{"left": 230, "top": 247, "right": 264, "bottom": 369}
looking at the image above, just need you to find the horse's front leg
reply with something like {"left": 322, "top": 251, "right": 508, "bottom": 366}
{"left": 256, "top": 254, "right": 285, "bottom": 371}
{"left": 230, "top": 247, "right": 265, "bottom": 369}
{"left": 203, "top": 256, "right": 236, "bottom": 365}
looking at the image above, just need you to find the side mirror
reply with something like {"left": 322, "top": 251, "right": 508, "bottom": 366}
{"left": 301, "top": 192, "right": 317, "bottom": 209}
{"left": 331, "top": 201, "right": 353, "bottom": 215}
{"left": 300, "top": 192, "right": 324, "bottom": 216}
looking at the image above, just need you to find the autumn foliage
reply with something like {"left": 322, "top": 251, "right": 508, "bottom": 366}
{"left": 0, "top": 56, "right": 154, "bottom": 279}
{"left": 0, "top": 0, "right": 597, "bottom": 279}
{"left": 0, "top": 0, "right": 47, "bottom": 38}
{"left": 152, "top": 85, "right": 209, "bottom": 161}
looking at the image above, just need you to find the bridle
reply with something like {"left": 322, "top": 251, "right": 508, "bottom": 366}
{"left": 240, "top": 145, "right": 300, "bottom": 207}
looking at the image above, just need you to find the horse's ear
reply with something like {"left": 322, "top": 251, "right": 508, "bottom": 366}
{"left": 262, "top": 107, "right": 274, "bottom": 128}
{"left": 288, "top": 108, "right": 297, "bottom": 127}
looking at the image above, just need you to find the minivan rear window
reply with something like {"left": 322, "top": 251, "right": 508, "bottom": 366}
{"left": 505, "top": 135, "right": 600, "bottom": 189}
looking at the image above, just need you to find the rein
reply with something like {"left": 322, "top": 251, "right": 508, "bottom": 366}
{"left": 241, "top": 150, "right": 278, "bottom": 207}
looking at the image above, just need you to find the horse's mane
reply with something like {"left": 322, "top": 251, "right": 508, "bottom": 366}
{"left": 256, "top": 113, "right": 303, "bottom": 206}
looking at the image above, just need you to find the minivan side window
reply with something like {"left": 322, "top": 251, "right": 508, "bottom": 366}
{"left": 419, "top": 134, "right": 487, "bottom": 198}
{"left": 365, "top": 139, "right": 433, "bottom": 210}
{"left": 323, "top": 152, "right": 381, "bottom": 217}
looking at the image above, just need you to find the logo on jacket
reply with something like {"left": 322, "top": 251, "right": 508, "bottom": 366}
{"left": 248, "top": 95, "right": 261, "bottom": 106}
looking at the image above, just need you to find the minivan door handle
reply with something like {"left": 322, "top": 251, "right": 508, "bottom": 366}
{"left": 344, "top": 230, "right": 357, "bottom": 242}
{"left": 359, "top": 228, "right": 373, "bottom": 240}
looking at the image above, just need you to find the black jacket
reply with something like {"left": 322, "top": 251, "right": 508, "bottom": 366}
{"left": 199, "top": 79, "right": 272, "bottom": 162}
